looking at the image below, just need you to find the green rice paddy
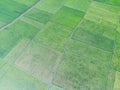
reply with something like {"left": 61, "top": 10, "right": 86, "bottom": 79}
{"left": 0, "top": 0, "right": 120, "bottom": 90}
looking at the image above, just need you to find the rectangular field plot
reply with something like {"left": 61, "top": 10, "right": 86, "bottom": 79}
{"left": 24, "top": 8, "right": 53, "bottom": 24}
{"left": 36, "top": 0, "right": 66, "bottom": 14}
{"left": 51, "top": 6, "right": 85, "bottom": 28}
{"left": 65, "top": 0, "right": 91, "bottom": 12}
{"left": 72, "top": 28, "right": 114, "bottom": 52}
{"left": 0, "top": 20, "right": 40, "bottom": 58}
{"left": 0, "top": 0, "right": 28, "bottom": 25}
{"left": 54, "top": 40, "right": 111, "bottom": 90}
{"left": 78, "top": 19, "right": 116, "bottom": 40}
{"left": 84, "top": 1, "right": 120, "bottom": 24}
{"left": 0, "top": 64, "right": 47, "bottom": 90}
{"left": 14, "top": 41, "right": 61, "bottom": 83}
{"left": 34, "top": 22, "right": 72, "bottom": 51}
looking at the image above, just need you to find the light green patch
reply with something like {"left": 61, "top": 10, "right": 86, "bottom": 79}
{"left": 34, "top": 22, "right": 72, "bottom": 51}
{"left": 65, "top": 0, "right": 91, "bottom": 12}
{"left": 85, "top": 12, "right": 102, "bottom": 23}
{"left": 113, "top": 71, "right": 120, "bottom": 90}
{"left": 85, "top": 1, "right": 119, "bottom": 24}
{"left": 52, "top": 6, "right": 85, "bottom": 28}
{"left": 14, "top": 41, "right": 61, "bottom": 83}
{"left": 36, "top": 0, "right": 65, "bottom": 14}
{"left": 0, "top": 64, "right": 47, "bottom": 90}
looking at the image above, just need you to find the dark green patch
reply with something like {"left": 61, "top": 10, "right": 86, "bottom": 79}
{"left": 72, "top": 28, "right": 114, "bottom": 52}
{"left": 0, "top": 0, "right": 28, "bottom": 23}
{"left": 25, "top": 8, "right": 53, "bottom": 24}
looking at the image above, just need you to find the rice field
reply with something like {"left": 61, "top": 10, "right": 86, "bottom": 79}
{"left": 0, "top": 0, "right": 120, "bottom": 90}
